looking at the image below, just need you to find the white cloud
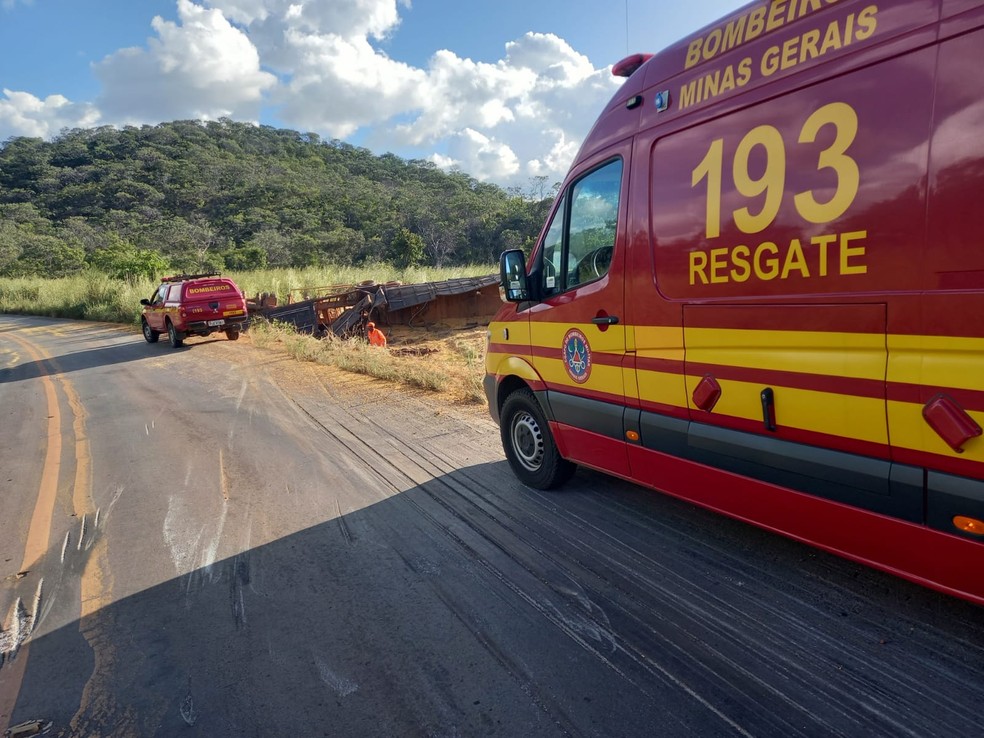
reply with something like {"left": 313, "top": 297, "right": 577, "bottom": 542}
{"left": 438, "top": 128, "right": 520, "bottom": 182}
{"left": 205, "top": 0, "right": 622, "bottom": 186}
{"left": 273, "top": 23, "right": 620, "bottom": 186}
{"left": 273, "top": 30, "right": 426, "bottom": 138}
{"left": 95, "top": 0, "right": 276, "bottom": 124}
{"left": 527, "top": 128, "right": 582, "bottom": 179}
{"left": 2, "top": 0, "right": 623, "bottom": 187}
{"left": 375, "top": 33, "right": 619, "bottom": 186}
{"left": 0, "top": 89, "right": 100, "bottom": 139}
{"left": 208, "top": 0, "right": 403, "bottom": 39}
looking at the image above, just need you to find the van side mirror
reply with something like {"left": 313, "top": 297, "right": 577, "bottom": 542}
{"left": 499, "top": 249, "right": 530, "bottom": 302}
{"left": 140, "top": 298, "right": 151, "bottom": 306}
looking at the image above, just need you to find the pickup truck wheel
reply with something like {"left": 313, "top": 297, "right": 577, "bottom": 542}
{"left": 142, "top": 319, "right": 159, "bottom": 344}
{"left": 500, "top": 388, "right": 575, "bottom": 490}
{"left": 225, "top": 328, "right": 240, "bottom": 341}
{"left": 167, "top": 320, "right": 184, "bottom": 348}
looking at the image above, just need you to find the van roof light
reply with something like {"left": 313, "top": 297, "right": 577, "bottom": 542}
{"left": 612, "top": 53, "right": 652, "bottom": 78}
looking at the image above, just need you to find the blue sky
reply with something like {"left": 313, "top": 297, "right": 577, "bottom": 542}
{"left": 0, "top": 0, "right": 739, "bottom": 188}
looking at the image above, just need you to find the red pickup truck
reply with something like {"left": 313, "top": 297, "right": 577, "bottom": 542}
{"left": 141, "top": 273, "right": 248, "bottom": 348}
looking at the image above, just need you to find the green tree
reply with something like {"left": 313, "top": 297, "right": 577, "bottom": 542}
{"left": 0, "top": 119, "right": 546, "bottom": 274}
{"left": 90, "top": 236, "right": 170, "bottom": 280}
{"left": 387, "top": 227, "right": 426, "bottom": 268}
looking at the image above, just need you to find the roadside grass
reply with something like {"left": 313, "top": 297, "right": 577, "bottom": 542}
{"left": 231, "top": 264, "right": 494, "bottom": 306}
{"left": 250, "top": 319, "right": 470, "bottom": 397}
{"left": 0, "top": 264, "right": 494, "bottom": 324}
{"left": 0, "top": 272, "right": 154, "bottom": 324}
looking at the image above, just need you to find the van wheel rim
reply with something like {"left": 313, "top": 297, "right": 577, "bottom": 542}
{"left": 511, "top": 411, "right": 544, "bottom": 472}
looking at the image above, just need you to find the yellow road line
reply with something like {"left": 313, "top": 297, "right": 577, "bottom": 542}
{"left": 0, "top": 327, "right": 120, "bottom": 733}
{"left": 0, "top": 333, "right": 63, "bottom": 732}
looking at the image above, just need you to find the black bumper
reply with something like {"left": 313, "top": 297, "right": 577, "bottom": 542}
{"left": 185, "top": 316, "right": 248, "bottom": 334}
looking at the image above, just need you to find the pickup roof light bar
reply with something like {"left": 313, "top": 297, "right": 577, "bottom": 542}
{"left": 162, "top": 272, "right": 221, "bottom": 283}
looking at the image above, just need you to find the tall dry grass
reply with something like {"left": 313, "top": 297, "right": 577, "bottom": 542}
{"left": 0, "top": 271, "right": 155, "bottom": 324}
{"left": 249, "top": 319, "right": 453, "bottom": 394}
{"left": 231, "top": 264, "right": 494, "bottom": 306}
{"left": 0, "top": 264, "right": 495, "bottom": 325}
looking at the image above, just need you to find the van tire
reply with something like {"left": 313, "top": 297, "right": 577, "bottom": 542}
{"left": 226, "top": 328, "right": 240, "bottom": 341}
{"left": 142, "top": 319, "right": 159, "bottom": 343}
{"left": 167, "top": 320, "right": 184, "bottom": 348}
{"left": 500, "top": 388, "right": 575, "bottom": 490}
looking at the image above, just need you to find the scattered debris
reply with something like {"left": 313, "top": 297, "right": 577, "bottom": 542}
{"left": 250, "top": 275, "right": 500, "bottom": 340}
{"left": 389, "top": 347, "right": 439, "bottom": 357}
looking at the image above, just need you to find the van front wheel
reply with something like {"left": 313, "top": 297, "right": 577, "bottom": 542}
{"left": 500, "top": 389, "right": 575, "bottom": 490}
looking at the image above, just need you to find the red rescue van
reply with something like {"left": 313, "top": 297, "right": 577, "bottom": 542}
{"left": 485, "top": 0, "right": 984, "bottom": 604}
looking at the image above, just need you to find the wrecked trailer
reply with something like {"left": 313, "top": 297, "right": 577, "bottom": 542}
{"left": 251, "top": 275, "right": 500, "bottom": 338}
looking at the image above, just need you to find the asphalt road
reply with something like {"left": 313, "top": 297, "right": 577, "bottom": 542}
{"left": 1, "top": 314, "right": 983, "bottom": 737}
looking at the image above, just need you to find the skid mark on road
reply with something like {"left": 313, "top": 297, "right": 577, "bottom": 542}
{"left": 219, "top": 449, "right": 231, "bottom": 501}
{"left": 164, "top": 492, "right": 229, "bottom": 594}
{"left": 312, "top": 653, "right": 358, "bottom": 697}
{"left": 164, "top": 495, "right": 202, "bottom": 575}
{"left": 0, "top": 578, "right": 43, "bottom": 668}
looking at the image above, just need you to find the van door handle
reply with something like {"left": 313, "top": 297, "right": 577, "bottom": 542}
{"left": 591, "top": 315, "right": 619, "bottom": 325}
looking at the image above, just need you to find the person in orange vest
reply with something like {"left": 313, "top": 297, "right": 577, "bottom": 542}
{"left": 367, "top": 321, "right": 387, "bottom": 347}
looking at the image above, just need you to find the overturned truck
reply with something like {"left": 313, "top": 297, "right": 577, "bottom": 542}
{"left": 253, "top": 275, "right": 500, "bottom": 338}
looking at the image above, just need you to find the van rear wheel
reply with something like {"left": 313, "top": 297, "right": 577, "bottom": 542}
{"left": 225, "top": 328, "right": 240, "bottom": 341}
{"left": 500, "top": 388, "right": 575, "bottom": 490}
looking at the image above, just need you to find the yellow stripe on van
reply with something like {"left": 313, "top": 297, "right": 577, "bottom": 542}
{"left": 685, "top": 327, "right": 886, "bottom": 380}
{"left": 888, "top": 400, "right": 984, "bottom": 462}
{"left": 636, "top": 369, "right": 689, "bottom": 410}
{"left": 634, "top": 325, "right": 685, "bottom": 362}
{"left": 687, "top": 376, "right": 889, "bottom": 445}
{"left": 488, "top": 320, "right": 533, "bottom": 347}
{"left": 888, "top": 334, "right": 984, "bottom": 390}
{"left": 529, "top": 322, "right": 627, "bottom": 354}
{"left": 536, "top": 359, "right": 624, "bottom": 395}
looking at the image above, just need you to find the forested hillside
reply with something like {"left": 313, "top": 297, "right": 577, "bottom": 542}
{"left": 0, "top": 119, "right": 557, "bottom": 278}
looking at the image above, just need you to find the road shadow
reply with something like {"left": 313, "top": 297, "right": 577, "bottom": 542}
{"left": 3, "top": 462, "right": 984, "bottom": 737}
{"left": 0, "top": 342, "right": 166, "bottom": 385}
{"left": 0, "top": 315, "right": 236, "bottom": 383}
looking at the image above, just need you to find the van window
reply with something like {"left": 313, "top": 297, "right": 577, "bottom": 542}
{"left": 540, "top": 159, "right": 623, "bottom": 296}
{"left": 541, "top": 195, "right": 567, "bottom": 295}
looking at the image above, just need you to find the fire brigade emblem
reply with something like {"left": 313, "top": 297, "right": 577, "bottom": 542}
{"left": 562, "top": 329, "right": 591, "bottom": 384}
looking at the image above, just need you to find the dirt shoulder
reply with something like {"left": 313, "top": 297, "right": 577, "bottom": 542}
{"left": 238, "top": 321, "right": 494, "bottom": 422}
